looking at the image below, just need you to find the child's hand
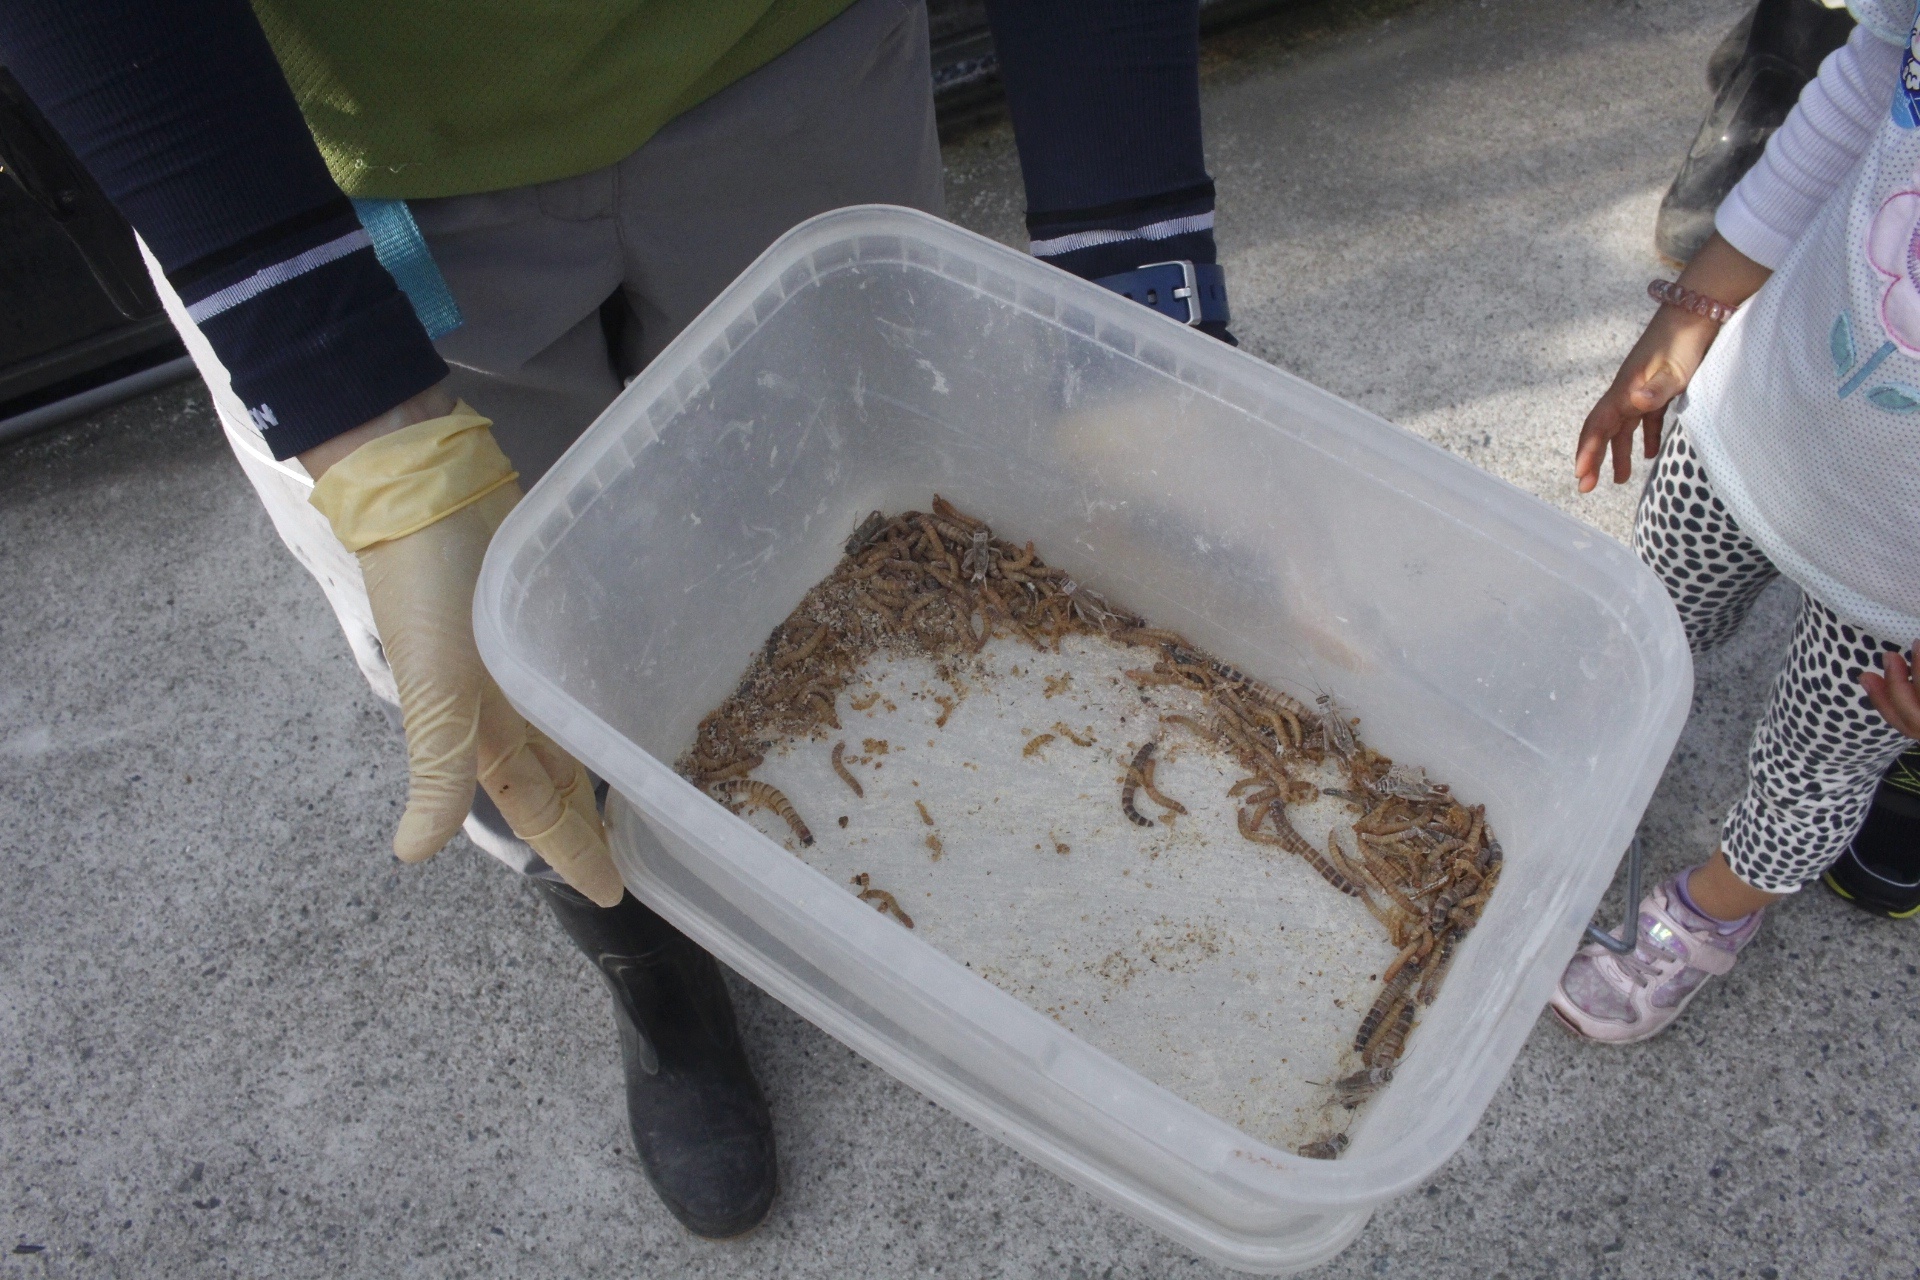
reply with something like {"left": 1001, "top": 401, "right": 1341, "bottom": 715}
{"left": 1574, "top": 234, "right": 1772, "bottom": 494}
{"left": 1574, "top": 308, "right": 1720, "bottom": 493}
{"left": 1861, "top": 646, "right": 1920, "bottom": 740}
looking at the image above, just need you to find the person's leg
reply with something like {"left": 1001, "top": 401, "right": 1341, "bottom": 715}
{"left": 1629, "top": 416, "right": 1781, "bottom": 656}
{"left": 1716, "top": 595, "right": 1913, "bottom": 895}
{"left": 1550, "top": 418, "right": 1783, "bottom": 1041}
{"left": 150, "top": 213, "right": 780, "bottom": 1236}
{"left": 609, "top": 0, "right": 944, "bottom": 363}
{"left": 408, "top": 174, "right": 627, "bottom": 488}
{"left": 405, "top": 0, "right": 945, "bottom": 1232}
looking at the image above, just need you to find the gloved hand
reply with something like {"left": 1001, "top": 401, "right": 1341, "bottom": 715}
{"left": 308, "top": 401, "right": 624, "bottom": 906}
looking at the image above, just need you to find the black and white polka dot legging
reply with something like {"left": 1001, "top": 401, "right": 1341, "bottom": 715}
{"left": 1636, "top": 420, "right": 1912, "bottom": 893}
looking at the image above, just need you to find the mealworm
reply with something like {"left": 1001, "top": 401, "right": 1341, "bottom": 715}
{"left": 772, "top": 622, "right": 827, "bottom": 671}
{"left": 767, "top": 667, "right": 840, "bottom": 707}
{"left": 1237, "top": 804, "right": 1289, "bottom": 847}
{"left": 1328, "top": 829, "right": 1396, "bottom": 924}
{"left": 1365, "top": 996, "right": 1417, "bottom": 1068}
{"left": 855, "top": 590, "right": 899, "bottom": 626}
{"left": 806, "top": 691, "right": 840, "bottom": 729}
{"left": 689, "top": 748, "right": 733, "bottom": 773}
{"left": 851, "top": 872, "right": 914, "bottom": 927}
{"left": 1354, "top": 961, "right": 1422, "bottom": 1052}
{"left": 930, "top": 494, "right": 984, "bottom": 529}
{"left": 917, "top": 514, "right": 962, "bottom": 577}
{"left": 697, "top": 753, "right": 763, "bottom": 785}
{"left": 1052, "top": 722, "right": 1095, "bottom": 747}
{"left": 1258, "top": 685, "right": 1316, "bottom": 724}
{"left": 1454, "top": 885, "right": 1494, "bottom": 916}
{"left": 1271, "top": 808, "right": 1361, "bottom": 897}
{"left": 1299, "top": 1133, "right": 1349, "bottom": 1160}
{"left": 1139, "top": 756, "right": 1188, "bottom": 816}
{"left": 831, "top": 741, "right": 863, "bottom": 797}
{"left": 1121, "top": 742, "right": 1156, "bottom": 827}
{"left": 1023, "top": 732, "right": 1056, "bottom": 757}
{"left": 719, "top": 780, "right": 814, "bottom": 846}
{"left": 1260, "top": 801, "right": 1314, "bottom": 856}
{"left": 1252, "top": 704, "right": 1302, "bottom": 748}
{"left": 1379, "top": 935, "right": 1426, "bottom": 987}
{"left": 1125, "top": 667, "right": 1195, "bottom": 687}
{"left": 1120, "top": 627, "right": 1192, "bottom": 649}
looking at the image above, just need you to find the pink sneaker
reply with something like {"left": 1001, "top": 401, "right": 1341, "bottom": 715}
{"left": 1549, "top": 874, "right": 1763, "bottom": 1044}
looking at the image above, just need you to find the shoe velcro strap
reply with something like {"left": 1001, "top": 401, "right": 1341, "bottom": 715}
{"left": 1645, "top": 899, "right": 1739, "bottom": 975}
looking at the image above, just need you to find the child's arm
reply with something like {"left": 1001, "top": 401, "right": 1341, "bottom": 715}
{"left": 1575, "top": 21, "right": 1905, "bottom": 493}
{"left": 1574, "top": 234, "right": 1770, "bottom": 492}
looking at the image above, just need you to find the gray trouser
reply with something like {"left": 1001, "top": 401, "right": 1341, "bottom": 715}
{"left": 147, "top": 0, "right": 944, "bottom": 877}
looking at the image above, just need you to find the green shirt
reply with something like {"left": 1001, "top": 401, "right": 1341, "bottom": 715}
{"left": 251, "top": 0, "right": 857, "bottom": 198}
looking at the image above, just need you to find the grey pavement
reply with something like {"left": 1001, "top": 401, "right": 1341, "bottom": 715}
{"left": 5, "top": 0, "right": 1916, "bottom": 1276}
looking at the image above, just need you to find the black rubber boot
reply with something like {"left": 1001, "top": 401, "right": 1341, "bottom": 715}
{"left": 534, "top": 880, "right": 778, "bottom": 1237}
{"left": 1655, "top": 0, "right": 1855, "bottom": 266}
{"left": 1823, "top": 748, "right": 1920, "bottom": 919}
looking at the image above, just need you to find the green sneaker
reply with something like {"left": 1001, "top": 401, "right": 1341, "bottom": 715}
{"left": 1823, "top": 748, "right": 1920, "bottom": 920}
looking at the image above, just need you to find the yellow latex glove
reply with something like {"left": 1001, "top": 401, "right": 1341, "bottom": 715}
{"left": 309, "top": 403, "right": 624, "bottom": 906}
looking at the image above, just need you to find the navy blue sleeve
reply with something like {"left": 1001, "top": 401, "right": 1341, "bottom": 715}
{"left": 985, "top": 0, "right": 1225, "bottom": 336}
{"left": 0, "top": 0, "right": 447, "bottom": 458}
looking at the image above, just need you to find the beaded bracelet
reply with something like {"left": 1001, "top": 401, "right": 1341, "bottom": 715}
{"left": 1647, "top": 278, "right": 1737, "bottom": 324}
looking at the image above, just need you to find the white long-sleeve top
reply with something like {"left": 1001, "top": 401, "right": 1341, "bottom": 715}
{"left": 1682, "top": 0, "right": 1920, "bottom": 639}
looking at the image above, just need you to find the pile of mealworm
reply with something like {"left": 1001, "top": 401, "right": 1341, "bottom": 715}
{"left": 674, "top": 497, "right": 1502, "bottom": 1154}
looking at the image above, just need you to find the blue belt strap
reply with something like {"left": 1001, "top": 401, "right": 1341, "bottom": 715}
{"left": 350, "top": 198, "right": 463, "bottom": 340}
{"left": 1092, "top": 260, "right": 1229, "bottom": 328}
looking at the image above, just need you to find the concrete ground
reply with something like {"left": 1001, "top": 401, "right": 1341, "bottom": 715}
{"left": 5, "top": 0, "right": 1916, "bottom": 1275}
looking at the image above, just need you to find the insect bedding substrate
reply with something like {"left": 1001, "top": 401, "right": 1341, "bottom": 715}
{"left": 676, "top": 501, "right": 1500, "bottom": 1155}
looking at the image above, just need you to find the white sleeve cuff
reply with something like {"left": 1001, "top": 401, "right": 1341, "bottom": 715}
{"left": 1716, "top": 183, "right": 1799, "bottom": 269}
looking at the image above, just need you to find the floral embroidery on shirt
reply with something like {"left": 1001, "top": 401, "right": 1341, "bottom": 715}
{"left": 1866, "top": 186, "right": 1920, "bottom": 352}
{"left": 1843, "top": 180, "right": 1920, "bottom": 410}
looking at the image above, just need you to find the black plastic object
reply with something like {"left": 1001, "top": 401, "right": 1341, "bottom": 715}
{"left": 0, "top": 67, "right": 157, "bottom": 319}
{"left": 0, "top": 63, "right": 180, "bottom": 427}
{"left": 1822, "top": 749, "right": 1920, "bottom": 919}
{"left": 1654, "top": 0, "right": 1856, "bottom": 266}
{"left": 533, "top": 879, "right": 778, "bottom": 1238}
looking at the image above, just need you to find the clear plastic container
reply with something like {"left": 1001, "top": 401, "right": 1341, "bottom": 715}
{"left": 473, "top": 206, "right": 1692, "bottom": 1273}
